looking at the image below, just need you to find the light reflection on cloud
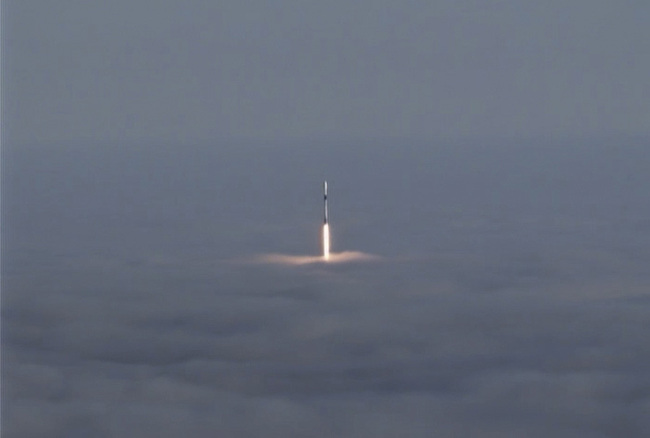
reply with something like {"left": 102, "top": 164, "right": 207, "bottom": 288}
{"left": 250, "top": 251, "right": 382, "bottom": 265}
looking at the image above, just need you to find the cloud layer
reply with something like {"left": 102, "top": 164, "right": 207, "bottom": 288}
{"left": 4, "top": 241, "right": 650, "bottom": 437}
{"left": 4, "top": 137, "right": 650, "bottom": 436}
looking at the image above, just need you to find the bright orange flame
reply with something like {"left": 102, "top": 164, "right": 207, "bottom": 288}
{"left": 322, "top": 223, "right": 330, "bottom": 260}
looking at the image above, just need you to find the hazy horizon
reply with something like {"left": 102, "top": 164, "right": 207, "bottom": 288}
{"left": 3, "top": 1, "right": 650, "bottom": 436}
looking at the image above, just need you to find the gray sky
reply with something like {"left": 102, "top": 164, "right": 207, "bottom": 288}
{"left": 4, "top": 0, "right": 650, "bottom": 145}
{"left": 3, "top": 1, "right": 650, "bottom": 437}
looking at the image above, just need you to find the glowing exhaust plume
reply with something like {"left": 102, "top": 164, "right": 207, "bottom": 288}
{"left": 323, "top": 223, "right": 330, "bottom": 260}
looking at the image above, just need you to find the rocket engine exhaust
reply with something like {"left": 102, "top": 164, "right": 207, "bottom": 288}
{"left": 247, "top": 179, "right": 379, "bottom": 265}
{"left": 323, "top": 223, "right": 330, "bottom": 260}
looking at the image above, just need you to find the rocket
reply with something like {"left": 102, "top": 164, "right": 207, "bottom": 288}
{"left": 322, "top": 181, "right": 331, "bottom": 259}
{"left": 323, "top": 181, "right": 328, "bottom": 224}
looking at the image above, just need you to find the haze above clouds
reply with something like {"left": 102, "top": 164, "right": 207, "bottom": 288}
{"left": 3, "top": 1, "right": 650, "bottom": 437}
{"left": 5, "top": 0, "right": 649, "bottom": 144}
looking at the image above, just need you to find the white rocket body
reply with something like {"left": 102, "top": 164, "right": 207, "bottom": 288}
{"left": 323, "top": 181, "right": 328, "bottom": 224}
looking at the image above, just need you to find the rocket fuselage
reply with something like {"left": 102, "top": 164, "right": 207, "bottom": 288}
{"left": 323, "top": 181, "right": 328, "bottom": 224}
